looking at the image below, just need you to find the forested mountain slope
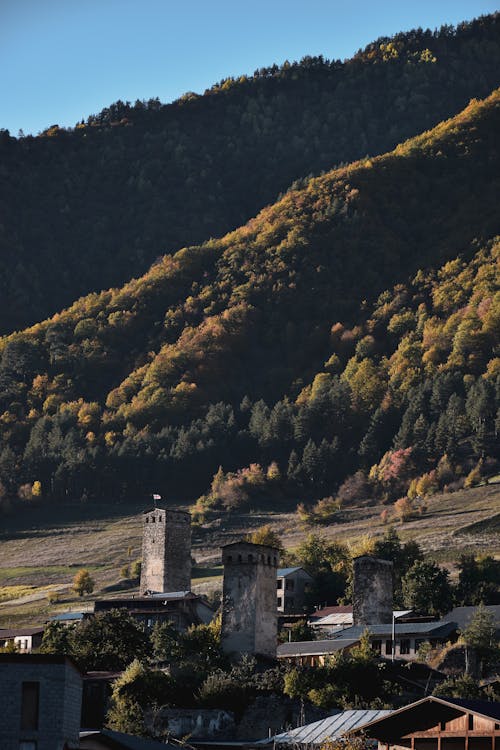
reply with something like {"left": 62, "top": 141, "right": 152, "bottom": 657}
{"left": 0, "top": 90, "right": 498, "bottom": 510}
{"left": 1, "top": 14, "right": 500, "bottom": 332}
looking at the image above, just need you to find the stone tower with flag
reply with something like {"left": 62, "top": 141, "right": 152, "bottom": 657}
{"left": 140, "top": 506, "right": 192, "bottom": 593}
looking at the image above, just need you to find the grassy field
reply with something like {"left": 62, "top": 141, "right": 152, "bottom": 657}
{"left": 0, "top": 482, "right": 498, "bottom": 627}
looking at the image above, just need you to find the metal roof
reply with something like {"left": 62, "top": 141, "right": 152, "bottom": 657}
{"left": 311, "top": 610, "right": 413, "bottom": 627}
{"left": 50, "top": 611, "right": 86, "bottom": 621}
{"left": 277, "top": 638, "right": 359, "bottom": 657}
{"left": 278, "top": 567, "right": 312, "bottom": 578}
{"left": 331, "top": 621, "right": 457, "bottom": 639}
{"left": 273, "top": 709, "right": 392, "bottom": 744}
{"left": 309, "top": 605, "right": 352, "bottom": 619}
{"left": 442, "top": 605, "right": 500, "bottom": 630}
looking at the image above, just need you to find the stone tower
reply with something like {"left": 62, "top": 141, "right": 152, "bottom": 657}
{"left": 352, "top": 555, "right": 393, "bottom": 626}
{"left": 221, "top": 541, "right": 279, "bottom": 658}
{"left": 140, "top": 508, "right": 191, "bottom": 593}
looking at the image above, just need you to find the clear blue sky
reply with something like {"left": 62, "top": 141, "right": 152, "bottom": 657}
{"left": 1, "top": 0, "right": 498, "bottom": 135}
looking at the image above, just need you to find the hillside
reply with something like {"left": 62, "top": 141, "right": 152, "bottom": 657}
{"left": 1, "top": 14, "right": 500, "bottom": 332}
{"left": 0, "top": 89, "right": 499, "bottom": 512}
{"left": 0, "top": 482, "right": 498, "bottom": 628}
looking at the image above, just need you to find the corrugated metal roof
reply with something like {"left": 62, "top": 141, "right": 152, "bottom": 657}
{"left": 311, "top": 610, "right": 413, "bottom": 628}
{"left": 311, "top": 613, "right": 353, "bottom": 626}
{"left": 310, "top": 605, "right": 352, "bottom": 619}
{"left": 277, "top": 638, "right": 359, "bottom": 657}
{"left": 273, "top": 709, "right": 392, "bottom": 744}
{"left": 50, "top": 611, "right": 86, "bottom": 621}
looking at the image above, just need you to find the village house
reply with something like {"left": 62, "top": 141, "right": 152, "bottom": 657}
{"left": 277, "top": 620, "right": 458, "bottom": 665}
{"left": 308, "top": 605, "right": 414, "bottom": 634}
{"left": 0, "top": 625, "right": 45, "bottom": 653}
{"left": 277, "top": 637, "right": 360, "bottom": 666}
{"left": 276, "top": 567, "right": 313, "bottom": 613}
{"left": 348, "top": 695, "right": 500, "bottom": 750}
{"left": 94, "top": 590, "right": 214, "bottom": 631}
{"left": 329, "top": 620, "right": 458, "bottom": 659}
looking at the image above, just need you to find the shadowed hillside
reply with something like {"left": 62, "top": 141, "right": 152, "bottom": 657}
{"left": 0, "top": 90, "right": 498, "bottom": 510}
{"left": 0, "top": 14, "right": 499, "bottom": 332}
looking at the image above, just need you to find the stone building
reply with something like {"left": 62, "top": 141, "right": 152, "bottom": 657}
{"left": 94, "top": 591, "right": 213, "bottom": 631}
{"left": 352, "top": 555, "right": 393, "bottom": 626}
{"left": 140, "top": 507, "right": 191, "bottom": 593}
{"left": 276, "top": 566, "right": 313, "bottom": 613}
{"left": 0, "top": 653, "right": 82, "bottom": 750}
{"left": 221, "top": 541, "right": 279, "bottom": 658}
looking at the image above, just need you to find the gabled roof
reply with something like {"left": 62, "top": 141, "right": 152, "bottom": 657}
{"left": 277, "top": 638, "right": 359, "bottom": 657}
{"left": 0, "top": 626, "right": 45, "bottom": 638}
{"left": 348, "top": 696, "right": 500, "bottom": 739}
{"left": 273, "top": 709, "right": 392, "bottom": 745}
{"left": 277, "top": 566, "right": 312, "bottom": 578}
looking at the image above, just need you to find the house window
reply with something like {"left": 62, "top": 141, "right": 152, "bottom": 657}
{"left": 146, "top": 517, "right": 149, "bottom": 523}
{"left": 159, "top": 515, "right": 162, "bottom": 522}
{"left": 152, "top": 516, "right": 156, "bottom": 523}
{"left": 372, "top": 640, "right": 382, "bottom": 654}
{"left": 277, "top": 597, "right": 283, "bottom": 607}
{"left": 277, "top": 580, "right": 283, "bottom": 589}
{"left": 385, "top": 639, "right": 393, "bottom": 655}
{"left": 286, "top": 579, "right": 294, "bottom": 591}
{"left": 400, "top": 639, "right": 410, "bottom": 655}
{"left": 468, "top": 715, "right": 474, "bottom": 731}
{"left": 21, "top": 681, "right": 39, "bottom": 730}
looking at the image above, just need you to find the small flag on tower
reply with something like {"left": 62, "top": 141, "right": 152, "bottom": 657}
{"left": 153, "top": 493, "right": 161, "bottom": 501}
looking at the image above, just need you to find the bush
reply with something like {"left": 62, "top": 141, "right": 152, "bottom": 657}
{"left": 73, "top": 568, "right": 95, "bottom": 597}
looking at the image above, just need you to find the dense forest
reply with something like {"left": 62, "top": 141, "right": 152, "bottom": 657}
{"left": 0, "top": 85, "right": 498, "bottom": 513}
{"left": 1, "top": 14, "right": 500, "bottom": 332}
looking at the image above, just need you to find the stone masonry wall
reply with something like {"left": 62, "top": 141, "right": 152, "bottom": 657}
{"left": 352, "top": 556, "right": 393, "bottom": 626}
{"left": 140, "top": 508, "right": 191, "bottom": 593}
{"left": 0, "top": 659, "right": 82, "bottom": 750}
{"left": 221, "top": 542, "right": 279, "bottom": 658}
